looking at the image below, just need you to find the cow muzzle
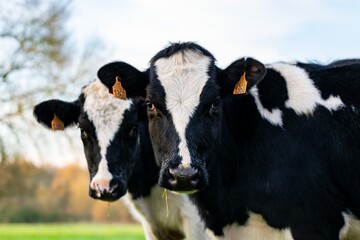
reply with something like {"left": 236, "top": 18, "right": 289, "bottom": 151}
{"left": 89, "top": 177, "right": 124, "bottom": 201}
{"left": 159, "top": 166, "right": 205, "bottom": 193}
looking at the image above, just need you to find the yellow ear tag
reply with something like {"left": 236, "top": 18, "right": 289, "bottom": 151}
{"left": 51, "top": 113, "right": 64, "bottom": 131}
{"left": 112, "top": 76, "right": 127, "bottom": 100}
{"left": 233, "top": 72, "right": 248, "bottom": 95}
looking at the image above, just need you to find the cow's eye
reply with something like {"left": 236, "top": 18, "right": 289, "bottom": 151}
{"left": 209, "top": 97, "right": 221, "bottom": 115}
{"left": 80, "top": 128, "right": 88, "bottom": 140}
{"left": 129, "top": 125, "right": 138, "bottom": 138}
{"left": 146, "top": 101, "right": 156, "bottom": 112}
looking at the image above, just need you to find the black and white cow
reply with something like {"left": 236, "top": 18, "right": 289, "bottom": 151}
{"left": 33, "top": 72, "right": 211, "bottom": 240}
{"left": 98, "top": 42, "right": 360, "bottom": 240}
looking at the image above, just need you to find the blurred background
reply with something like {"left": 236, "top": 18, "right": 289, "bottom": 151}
{"left": 0, "top": 0, "right": 359, "bottom": 239}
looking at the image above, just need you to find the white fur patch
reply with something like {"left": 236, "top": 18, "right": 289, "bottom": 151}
{"left": 320, "top": 95, "right": 345, "bottom": 112}
{"left": 340, "top": 212, "right": 352, "bottom": 239}
{"left": 121, "top": 193, "right": 158, "bottom": 240}
{"left": 125, "top": 186, "right": 210, "bottom": 240}
{"left": 82, "top": 80, "right": 132, "bottom": 189}
{"left": 250, "top": 86, "right": 284, "bottom": 127}
{"left": 339, "top": 212, "right": 360, "bottom": 240}
{"left": 221, "top": 212, "right": 293, "bottom": 240}
{"left": 180, "top": 193, "right": 213, "bottom": 240}
{"left": 270, "top": 63, "right": 345, "bottom": 115}
{"left": 155, "top": 50, "right": 211, "bottom": 168}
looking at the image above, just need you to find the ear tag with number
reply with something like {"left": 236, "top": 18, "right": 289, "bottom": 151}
{"left": 112, "top": 76, "right": 127, "bottom": 100}
{"left": 233, "top": 72, "right": 248, "bottom": 95}
{"left": 51, "top": 113, "right": 64, "bottom": 131}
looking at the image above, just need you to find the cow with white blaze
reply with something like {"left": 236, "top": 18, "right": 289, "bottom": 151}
{"left": 33, "top": 66, "right": 211, "bottom": 240}
{"left": 99, "top": 42, "right": 360, "bottom": 240}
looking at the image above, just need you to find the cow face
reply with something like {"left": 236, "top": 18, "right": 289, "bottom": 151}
{"left": 34, "top": 78, "right": 146, "bottom": 201}
{"left": 147, "top": 43, "right": 266, "bottom": 192}
{"left": 97, "top": 43, "right": 266, "bottom": 193}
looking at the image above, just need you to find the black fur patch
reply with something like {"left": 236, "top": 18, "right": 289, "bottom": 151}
{"left": 33, "top": 99, "right": 80, "bottom": 128}
{"left": 150, "top": 42, "right": 216, "bottom": 66}
{"left": 97, "top": 61, "right": 149, "bottom": 98}
{"left": 257, "top": 68, "right": 288, "bottom": 110}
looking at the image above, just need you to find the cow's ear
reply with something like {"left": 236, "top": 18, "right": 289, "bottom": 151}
{"left": 97, "top": 61, "right": 149, "bottom": 99}
{"left": 219, "top": 57, "right": 266, "bottom": 96}
{"left": 33, "top": 99, "right": 80, "bottom": 131}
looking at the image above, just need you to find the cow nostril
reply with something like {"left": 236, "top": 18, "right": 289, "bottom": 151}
{"left": 96, "top": 183, "right": 108, "bottom": 192}
{"left": 167, "top": 167, "right": 200, "bottom": 186}
{"left": 96, "top": 183, "right": 102, "bottom": 192}
{"left": 168, "top": 168, "right": 177, "bottom": 185}
{"left": 190, "top": 170, "right": 199, "bottom": 185}
{"left": 168, "top": 168, "right": 175, "bottom": 177}
{"left": 162, "top": 167, "right": 202, "bottom": 191}
{"left": 92, "top": 179, "right": 113, "bottom": 196}
{"left": 190, "top": 169, "right": 199, "bottom": 178}
{"left": 95, "top": 184, "right": 102, "bottom": 197}
{"left": 110, "top": 183, "right": 119, "bottom": 193}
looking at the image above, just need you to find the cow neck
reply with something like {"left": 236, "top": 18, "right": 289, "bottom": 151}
{"left": 189, "top": 94, "right": 261, "bottom": 235}
{"left": 127, "top": 121, "right": 159, "bottom": 200}
{"left": 221, "top": 94, "right": 260, "bottom": 158}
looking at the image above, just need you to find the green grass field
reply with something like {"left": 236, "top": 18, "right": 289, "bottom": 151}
{"left": 0, "top": 223, "right": 145, "bottom": 240}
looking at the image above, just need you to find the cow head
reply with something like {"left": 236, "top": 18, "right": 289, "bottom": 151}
{"left": 33, "top": 63, "right": 148, "bottom": 201}
{"left": 148, "top": 43, "right": 266, "bottom": 193}
{"left": 98, "top": 42, "right": 266, "bottom": 193}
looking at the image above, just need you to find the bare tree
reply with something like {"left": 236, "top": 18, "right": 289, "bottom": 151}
{"left": 0, "top": 0, "right": 104, "bottom": 162}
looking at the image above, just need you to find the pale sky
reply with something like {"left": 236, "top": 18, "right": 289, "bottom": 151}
{"left": 70, "top": 0, "right": 360, "bottom": 68}
{"left": 32, "top": 0, "right": 360, "bottom": 166}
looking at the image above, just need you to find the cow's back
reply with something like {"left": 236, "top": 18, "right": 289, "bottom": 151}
{"left": 298, "top": 60, "right": 360, "bottom": 109}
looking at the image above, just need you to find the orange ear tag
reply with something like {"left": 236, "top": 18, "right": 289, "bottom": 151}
{"left": 233, "top": 72, "right": 248, "bottom": 95}
{"left": 112, "top": 76, "right": 127, "bottom": 100}
{"left": 51, "top": 113, "right": 64, "bottom": 131}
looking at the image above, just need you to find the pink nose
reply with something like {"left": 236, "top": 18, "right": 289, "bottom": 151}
{"left": 91, "top": 179, "right": 111, "bottom": 196}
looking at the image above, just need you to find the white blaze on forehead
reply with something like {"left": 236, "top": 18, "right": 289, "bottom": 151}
{"left": 82, "top": 80, "right": 132, "bottom": 185}
{"left": 271, "top": 63, "right": 345, "bottom": 115}
{"left": 155, "top": 50, "right": 211, "bottom": 168}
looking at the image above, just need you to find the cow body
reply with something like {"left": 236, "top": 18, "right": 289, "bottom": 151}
{"left": 34, "top": 78, "right": 210, "bottom": 240}
{"left": 98, "top": 43, "right": 360, "bottom": 239}
{"left": 191, "top": 88, "right": 358, "bottom": 239}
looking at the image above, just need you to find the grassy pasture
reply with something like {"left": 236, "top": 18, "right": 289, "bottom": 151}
{"left": 0, "top": 223, "right": 145, "bottom": 240}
